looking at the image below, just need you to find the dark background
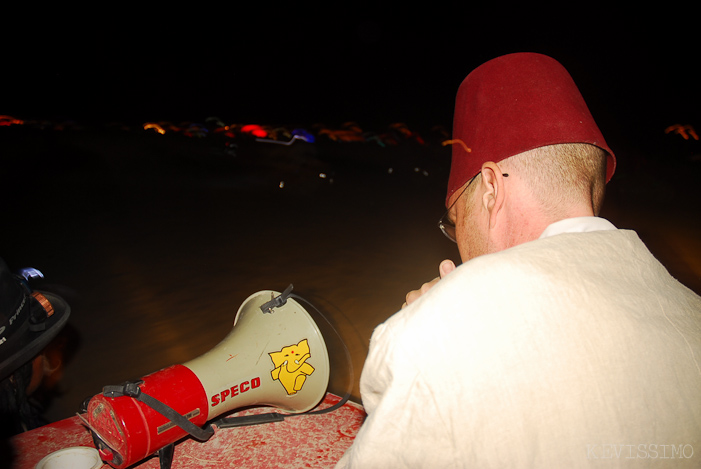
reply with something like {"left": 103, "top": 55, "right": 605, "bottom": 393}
{"left": 4, "top": 8, "right": 699, "bottom": 154}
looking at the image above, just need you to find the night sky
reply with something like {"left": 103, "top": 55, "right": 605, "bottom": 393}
{"left": 4, "top": 8, "right": 698, "bottom": 154}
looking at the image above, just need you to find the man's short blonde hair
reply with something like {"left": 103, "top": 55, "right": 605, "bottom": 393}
{"left": 501, "top": 143, "right": 608, "bottom": 216}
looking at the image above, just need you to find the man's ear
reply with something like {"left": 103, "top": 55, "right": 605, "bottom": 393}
{"left": 479, "top": 162, "right": 507, "bottom": 229}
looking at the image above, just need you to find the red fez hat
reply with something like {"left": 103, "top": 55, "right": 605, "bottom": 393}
{"left": 446, "top": 52, "right": 616, "bottom": 206}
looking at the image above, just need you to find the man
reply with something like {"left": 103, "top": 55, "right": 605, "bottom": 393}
{"left": 0, "top": 258, "right": 71, "bottom": 438}
{"left": 336, "top": 53, "right": 701, "bottom": 467}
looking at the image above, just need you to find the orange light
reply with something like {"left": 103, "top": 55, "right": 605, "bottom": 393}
{"left": 143, "top": 123, "right": 166, "bottom": 135}
{"left": 665, "top": 124, "right": 699, "bottom": 141}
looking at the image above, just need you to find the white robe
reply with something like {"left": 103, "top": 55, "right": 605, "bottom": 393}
{"left": 337, "top": 218, "right": 701, "bottom": 468}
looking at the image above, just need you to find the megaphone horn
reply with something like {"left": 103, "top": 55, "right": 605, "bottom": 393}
{"left": 84, "top": 286, "right": 330, "bottom": 469}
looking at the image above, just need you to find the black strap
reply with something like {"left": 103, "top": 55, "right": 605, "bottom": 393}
{"left": 102, "top": 381, "right": 215, "bottom": 441}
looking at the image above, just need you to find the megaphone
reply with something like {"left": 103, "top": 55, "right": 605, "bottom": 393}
{"left": 82, "top": 287, "right": 330, "bottom": 469}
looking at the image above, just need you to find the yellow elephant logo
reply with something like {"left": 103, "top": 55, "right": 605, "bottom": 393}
{"left": 269, "top": 339, "right": 315, "bottom": 395}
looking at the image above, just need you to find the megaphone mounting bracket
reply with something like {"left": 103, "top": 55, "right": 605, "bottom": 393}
{"left": 260, "top": 284, "right": 294, "bottom": 313}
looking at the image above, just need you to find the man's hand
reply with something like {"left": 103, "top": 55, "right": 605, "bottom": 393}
{"left": 402, "top": 259, "right": 456, "bottom": 308}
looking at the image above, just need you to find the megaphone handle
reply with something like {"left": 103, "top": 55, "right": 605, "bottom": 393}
{"left": 215, "top": 412, "right": 285, "bottom": 428}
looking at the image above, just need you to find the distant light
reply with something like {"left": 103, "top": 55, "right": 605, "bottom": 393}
{"left": 242, "top": 124, "right": 268, "bottom": 138}
{"left": 665, "top": 124, "right": 699, "bottom": 141}
{"left": 319, "top": 173, "right": 327, "bottom": 178}
{"left": 442, "top": 139, "right": 472, "bottom": 153}
{"left": 279, "top": 181, "right": 285, "bottom": 189}
{"left": 18, "top": 267, "right": 44, "bottom": 280}
{"left": 292, "top": 128, "right": 315, "bottom": 143}
{"left": 144, "top": 123, "right": 166, "bottom": 134}
{"left": 0, "top": 115, "right": 23, "bottom": 126}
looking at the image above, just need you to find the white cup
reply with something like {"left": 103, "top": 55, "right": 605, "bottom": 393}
{"left": 35, "top": 446, "right": 103, "bottom": 469}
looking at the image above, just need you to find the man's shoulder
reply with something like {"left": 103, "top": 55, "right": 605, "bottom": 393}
{"left": 458, "top": 228, "right": 639, "bottom": 278}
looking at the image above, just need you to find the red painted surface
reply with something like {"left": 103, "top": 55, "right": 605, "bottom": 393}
{"left": 86, "top": 364, "right": 209, "bottom": 468}
{"left": 9, "top": 393, "right": 365, "bottom": 468}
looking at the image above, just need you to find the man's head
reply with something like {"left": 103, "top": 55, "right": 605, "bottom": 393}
{"left": 444, "top": 53, "right": 615, "bottom": 261}
{"left": 446, "top": 143, "right": 608, "bottom": 260}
